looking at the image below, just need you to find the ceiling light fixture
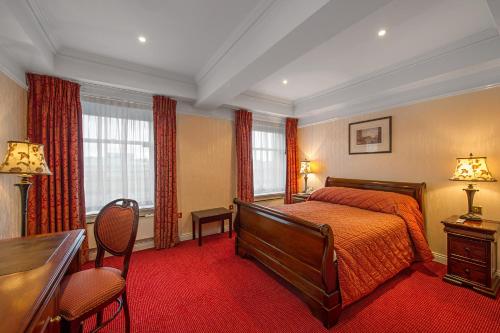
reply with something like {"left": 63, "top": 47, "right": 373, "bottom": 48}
{"left": 282, "top": 79, "right": 288, "bottom": 85}
{"left": 138, "top": 35, "right": 147, "bottom": 43}
{"left": 377, "top": 29, "right": 387, "bottom": 38}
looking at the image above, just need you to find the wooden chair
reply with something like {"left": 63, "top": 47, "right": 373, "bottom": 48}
{"left": 59, "top": 199, "right": 139, "bottom": 333}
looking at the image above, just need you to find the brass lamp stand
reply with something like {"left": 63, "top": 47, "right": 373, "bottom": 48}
{"left": 15, "top": 176, "right": 32, "bottom": 236}
{"left": 460, "top": 183, "right": 480, "bottom": 221}
{"left": 300, "top": 159, "right": 313, "bottom": 193}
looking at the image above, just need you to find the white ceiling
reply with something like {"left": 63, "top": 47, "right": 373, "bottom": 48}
{"left": 36, "top": 0, "right": 261, "bottom": 77}
{"left": 251, "top": 0, "right": 496, "bottom": 101}
{"left": 1, "top": 0, "right": 500, "bottom": 124}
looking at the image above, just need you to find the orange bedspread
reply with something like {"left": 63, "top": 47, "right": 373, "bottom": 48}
{"left": 275, "top": 187, "right": 433, "bottom": 306}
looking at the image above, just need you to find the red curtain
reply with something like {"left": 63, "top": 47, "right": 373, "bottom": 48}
{"left": 26, "top": 73, "right": 88, "bottom": 260}
{"left": 235, "top": 109, "right": 254, "bottom": 202}
{"left": 153, "top": 95, "right": 178, "bottom": 249}
{"left": 285, "top": 118, "right": 299, "bottom": 204}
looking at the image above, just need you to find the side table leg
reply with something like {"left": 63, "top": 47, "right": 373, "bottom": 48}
{"left": 192, "top": 218, "right": 196, "bottom": 240}
{"left": 198, "top": 221, "right": 202, "bottom": 246}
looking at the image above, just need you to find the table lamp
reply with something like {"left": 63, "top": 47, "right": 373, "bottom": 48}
{"left": 449, "top": 153, "right": 496, "bottom": 221}
{"left": 299, "top": 159, "right": 312, "bottom": 193}
{"left": 0, "top": 140, "right": 51, "bottom": 236}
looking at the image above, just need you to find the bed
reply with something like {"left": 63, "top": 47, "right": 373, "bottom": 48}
{"left": 233, "top": 177, "right": 433, "bottom": 328}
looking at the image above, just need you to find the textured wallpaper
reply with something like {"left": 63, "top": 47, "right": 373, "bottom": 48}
{"left": 0, "top": 72, "right": 27, "bottom": 239}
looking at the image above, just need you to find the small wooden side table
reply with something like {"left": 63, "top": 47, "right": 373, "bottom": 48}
{"left": 441, "top": 215, "right": 499, "bottom": 298}
{"left": 191, "top": 207, "right": 233, "bottom": 246}
{"left": 292, "top": 193, "right": 311, "bottom": 203}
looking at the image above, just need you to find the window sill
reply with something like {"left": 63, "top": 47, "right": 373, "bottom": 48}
{"left": 86, "top": 207, "right": 154, "bottom": 224}
{"left": 254, "top": 193, "right": 285, "bottom": 202}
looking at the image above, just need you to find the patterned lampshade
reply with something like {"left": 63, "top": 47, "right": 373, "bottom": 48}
{"left": 0, "top": 141, "right": 51, "bottom": 176}
{"left": 300, "top": 160, "right": 312, "bottom": 174}
{"left": 449, "top": 154, "right": 496, "bottom": 182}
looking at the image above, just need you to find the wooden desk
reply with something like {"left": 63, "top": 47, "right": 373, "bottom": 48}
{"left": 0, "top": 230, "right": 85, "bottom": 333}
{"left": 191, "top": 208, "right": 233, "bottom": 246}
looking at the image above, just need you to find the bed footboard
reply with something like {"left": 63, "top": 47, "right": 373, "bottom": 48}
{"left": 234, "top": 199, "right": 341, "bottom": 328}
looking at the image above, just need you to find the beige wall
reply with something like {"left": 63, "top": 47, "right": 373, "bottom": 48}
{"left": 298, "top": 87, "right": 500, "bottom": 268}
{"left": 87, "top": 112, "right": 237, "bottom": 250}
{"left": 0, "top": 72, "right": 27, "bottom": 239}
{"left": 177, "top": 113, "right": 236, "bottom": 236}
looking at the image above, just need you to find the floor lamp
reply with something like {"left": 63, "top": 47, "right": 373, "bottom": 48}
{"left": 0, "top": 140, "right": 51, "bottom": 236}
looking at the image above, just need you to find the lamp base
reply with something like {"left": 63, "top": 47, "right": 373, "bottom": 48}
{"left": 459, "top": 212, "right": 482, "bottom": 222}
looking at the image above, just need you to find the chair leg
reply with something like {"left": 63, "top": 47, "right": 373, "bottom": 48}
{"left": 123, "top": 291, "right": 131, "bottom": 333}
{"left": 96, "top": 311, "right": 103, "bottom": 329}
{"left": 61, "top": 319, "right": 82, "bottom": 333}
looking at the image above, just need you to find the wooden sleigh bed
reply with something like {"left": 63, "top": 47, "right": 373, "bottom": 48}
{"left": 233, "top": 177, "right": 426, "bottom": 328}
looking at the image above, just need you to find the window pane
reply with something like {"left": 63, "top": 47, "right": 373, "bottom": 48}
{"left": 82, "top": 98, "right": 154, "bottom": 214}
{"left": 252, "top": 122, "right": 285, "bottom": 195}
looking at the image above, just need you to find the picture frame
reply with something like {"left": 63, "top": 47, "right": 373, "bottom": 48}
{"left": 348, "top": 116, "right": 392, "bottom": 154}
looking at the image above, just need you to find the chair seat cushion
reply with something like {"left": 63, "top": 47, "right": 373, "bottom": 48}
{"left": 59, "top": 267, "right": 125, "bottom": 321}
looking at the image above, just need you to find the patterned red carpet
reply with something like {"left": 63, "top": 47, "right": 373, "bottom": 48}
{"left": 85, "top": 233, "right": 499, "bottom": 332}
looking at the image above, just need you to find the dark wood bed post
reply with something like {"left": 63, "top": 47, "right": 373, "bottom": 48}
{"left": 234, "top": 177, "right": 426, "bottom": 328}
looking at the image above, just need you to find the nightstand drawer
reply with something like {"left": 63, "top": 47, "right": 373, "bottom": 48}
{"left": 448, "top": 235, "right": 487, "bottom": 264}
{"left": 448, "top": 259, "right": 488, "bottom": 286}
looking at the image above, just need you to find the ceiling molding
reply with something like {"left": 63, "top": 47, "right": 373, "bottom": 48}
{"left": 0, "top": 51, "right": 27, "bottom": 89}
{"left": 66, "top": 54, "right": 292, "bottom": 118}
{"left": 299, "top": 71, "right": 500, "bottom": 127}
{"left": 227, "top": 91, "right": 293, "bottom": 117}
{"left": 294, "top": 30, "right": 500, "bottom": 117}
{"left": 26, "top": 0, "right": 58, "bottom": 52}
{"left": 6, "top": 0, "right": 55, "bottom": 70}
{"left": 487, "top": 0, "right": 500, "bottom": 35}
{"left": 195, "top": 0, "right": 392, "bottom": 109}
{"left": 195, "top": 0, "right": 277, "bottom": 83}
{"left": 58, "top": 48, "right": 194, "bottom": 85}
{"left": 54, "top": 53, "right": 198, "bottom": 101}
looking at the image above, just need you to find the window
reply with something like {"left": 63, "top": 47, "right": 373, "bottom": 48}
{"left": 252, "top": 121, "right": 286, "bottom": 196}
{"left": 82, "top": 97, "right": 154, "bottom": 214}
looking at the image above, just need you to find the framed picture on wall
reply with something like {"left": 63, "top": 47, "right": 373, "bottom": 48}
{"left": 349, "top": 116, "right": 392, "bottom": 154}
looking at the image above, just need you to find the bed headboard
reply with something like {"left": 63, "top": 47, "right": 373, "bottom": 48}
{"left": 324, "top": 177, "right": 426, "bottom": 212}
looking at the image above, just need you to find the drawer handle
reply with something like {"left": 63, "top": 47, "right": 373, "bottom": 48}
{"left": 50, "top": 316, "right": 61, "bottom": 323}
{"left": 464, "top": 247, "right": 471, "bottom": 252}
{"left": 464, "top": 268, "right": 470, "bottom": 275}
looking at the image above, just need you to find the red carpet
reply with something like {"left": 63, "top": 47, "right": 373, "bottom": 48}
{"left": 84, "top": 233, "right": 499, "bottom": 332}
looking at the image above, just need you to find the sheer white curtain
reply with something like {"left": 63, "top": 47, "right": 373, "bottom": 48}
{"left": 82, "top": 97, "right": 154, "bottom": 213}
{"left": 252, "top": 121, "right": 286, "bottom": 195}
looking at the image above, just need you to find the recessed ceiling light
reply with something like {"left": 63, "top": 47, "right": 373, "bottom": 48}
{"left": 377, "top": 29, "right": 387, "bottom": 37}
{"left": 138, "top": 35, "right": 147, "bottom": 43}
{"left": 282, "top": 79, "right": 288, "bottom": 85}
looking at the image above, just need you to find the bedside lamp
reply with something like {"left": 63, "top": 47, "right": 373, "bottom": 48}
{"left": 299, "top": 159, "right": 312, "bottom": 193}
{"left": 0, "top": 140, "right": 51, "bottom": 236}
{"left": 449, "top": 153, "right": 496, "bottom": 221}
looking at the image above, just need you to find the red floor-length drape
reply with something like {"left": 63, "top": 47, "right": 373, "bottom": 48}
{"left": 285, "top": 118, "right": 299, "bottom": 204}
{"left": 153, "top": 95, "right": 178, "bottom": 249}
{"left": 26, "top": 73, "right": 88, "bottom": 260}
{"left": 235, "top": 109, "right": 254, "bottom": 202}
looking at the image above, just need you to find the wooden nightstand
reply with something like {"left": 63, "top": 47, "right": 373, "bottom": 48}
{"left": 441, "top": 216, "right": 499, "bottom": 298}
{"left": 292, "top": 193, "right": 310, "bottom": 203}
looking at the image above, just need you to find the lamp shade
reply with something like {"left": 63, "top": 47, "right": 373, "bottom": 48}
{"left": 300, "top": 160, "right": 312, "bottom": 174}
{"left": 449, "top": 153, "right": 496, "bottom": 182}
{"left": 0, "top": 141, "right": 51, "bottom": 176}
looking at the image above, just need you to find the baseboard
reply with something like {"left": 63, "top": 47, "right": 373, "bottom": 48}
{"left": 432, "top": 251, "right": 500, "bottom": 277}
{"left": 88, "top": 229, "right": 229, "bottom": 260}
{"left": 432, "top": 251, "right": 447, "bottom": 265}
